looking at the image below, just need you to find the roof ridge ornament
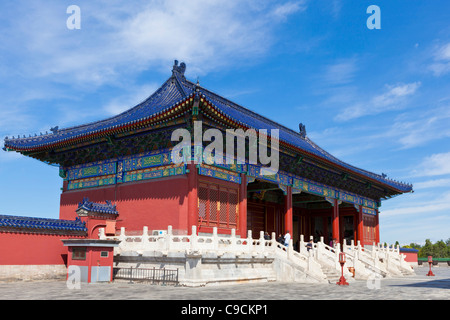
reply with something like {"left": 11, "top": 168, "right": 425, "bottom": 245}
{"left": 50, "top": 126, "right": 59, "bottom": 134}
{"left": 172, "top": 60, "right": 186, "bottom": 77}
{"left": 299, "top": 123, "right": 307, "bottom": 138}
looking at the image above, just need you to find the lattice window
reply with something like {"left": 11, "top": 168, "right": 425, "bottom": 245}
{"left": 199, "top": 184, "right": 208, "bottom": 226}
{"left": 228, "top": 189, "right": 238, "bottom": 227}
{"left": 198, "top": 181, "right": 239, "bottom": 229}
{"left": 209, "top": 185, "right": 219, "bottom": 224}
{"left": 363, "top": 215, "right": 376, "bottom": 243}
{"left": 219, "top": 188, "right": 228, "bottom": 227}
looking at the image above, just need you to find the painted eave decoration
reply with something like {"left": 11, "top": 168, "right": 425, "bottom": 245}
{"left": 2, "top": 60, "right": 413, "bottom": 195}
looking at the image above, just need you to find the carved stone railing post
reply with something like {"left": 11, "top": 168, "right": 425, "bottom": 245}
{"left": 299, "top": 234, "right": 305, "bottom": 254}
{"left": 271, "top": 232, "right": 277, "bottom": 253}
{"left": 142, "top": 226, "right": 149, "bottom": 245}
{"left": 247, "top": 230, "right": 253, "bottom": 253}
{"left": 165, "top": 225, "right": 173, "bottom": 252}
{"left": 212, "top": 227, "right": 218, "bottom": 251}
{"left": 357, "top": 240, "right": 362, "bottom": 252}
{"left": 287, "top": 239, "right": 293, "bottom": 259}
{"left": 259, "top": 231, "right": 265, "bottom": 253}
{"left": 190, "top": 226, "right": 199, "bottom": 253}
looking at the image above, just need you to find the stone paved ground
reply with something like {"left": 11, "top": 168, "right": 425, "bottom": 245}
{"left": 0, "top": 266, "right": 448, "bottom": 301}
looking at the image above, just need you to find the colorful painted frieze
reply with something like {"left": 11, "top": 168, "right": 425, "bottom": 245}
{"left": 338, "top": 190, "right": 377, "bottom": 209}
{"left": 123, "top": 165, "right": 186, "bottom": 183}
{"left": 67, "top": 161, "right": 116, "bottom": 180}
{"left": 292, "top": 177, "right": 336, "bottom": 198}
{"left": 198, "top": 165, "right": 241, "bottom": 184}
{"left": 247, "top": 164, "right": 291, "bottom": 186}
{"left": 362, "top": 207, "right": 377, "bottom": 215}
{"left": 67, "top": 175, "right": 116, "bottom": 190}
{"left": 123, "top": 151, "right": 172, "bottom": 171}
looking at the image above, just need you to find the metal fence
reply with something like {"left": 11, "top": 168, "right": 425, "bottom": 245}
{"left": 113, "top": 267, "right": 179, "bottom": 285}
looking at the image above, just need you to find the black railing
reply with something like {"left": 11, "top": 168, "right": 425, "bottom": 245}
{"left": 113, "top": 267, "right": 179, "bottom": 285}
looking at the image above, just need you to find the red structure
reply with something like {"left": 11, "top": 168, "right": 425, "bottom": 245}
{"left": 336, "top": 252, "right": 349, "bottom": 286}
{"left": 63, "top": 239, "right": 120, "bottom": 283}
{"left": 1, "top": 61, "right": 414, "bottom": 281}
{"left": 0, "top": 216, "right": 86, "bottom": 266}
{"left": 426, "top": 256, "right": 435, "bottom": 276}
{"left": 399, "top": 248, "right": 419, "bottom": 265}
{"left": 0, "top": 198, "right": 118, "bottom": 280}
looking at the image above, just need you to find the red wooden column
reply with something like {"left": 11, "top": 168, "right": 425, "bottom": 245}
{"left": 356, "top": 205, "right": 364, "bottom": 245}
{"left": 375, "top": 208, "right": 380, "bottom": 244}
{"left": 187, "top": 163, "right": 198, "bottom": 235}
{"left": 238, "top": 173, "right": 247, "bottom": 238}
{"left": 332, "top": 199, "right": 340, "bottom": 244}
{"left": 284, "top": 186, "right": 293, "bottom": 235}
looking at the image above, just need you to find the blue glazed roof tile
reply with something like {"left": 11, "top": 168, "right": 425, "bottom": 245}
{"left": 0, "top": 215, "right": 87, "bottom": 233}
{"left": 77, "top": 197, "right": 118, "bottom": 215}
{"left": 3, "top": 75, "right": 191, "bottom": 151}
{"left": 183, "top": 78, "right": 413, "bottom": 193}
{"left": 3, "top": 61, "right": 412, "bottom": 193}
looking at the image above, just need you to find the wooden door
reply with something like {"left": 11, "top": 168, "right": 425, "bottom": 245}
{"left": 247, "top": 204, "right": 265, "bottom": 238}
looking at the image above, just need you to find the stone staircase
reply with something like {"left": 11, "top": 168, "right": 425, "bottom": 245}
{"left": 321, "top": 266, "right": 342, "bottom": 284}
{"left": 100, "top": 226, "right": 415, "bottom": 286}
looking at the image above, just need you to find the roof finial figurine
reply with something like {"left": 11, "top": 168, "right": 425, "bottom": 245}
{"left": 172, "top": 59, "right": 186, "bottom": 77}
{"left": 299, "top": 123, "right": 307, "bottom": 138}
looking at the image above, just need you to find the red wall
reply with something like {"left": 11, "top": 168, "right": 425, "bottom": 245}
{"left": 0, "top": 232, "right": 78, "bottom": 265}
{"left": 60, "top": 176, "right": 189, "bottom": 233}
{"left": 67, "top": 246, "right": 114, "bottom": 268}
{"left": 400, "top": 250, "right": 418, "bottom": 263}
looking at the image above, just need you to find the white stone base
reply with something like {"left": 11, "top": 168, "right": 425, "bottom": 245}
{"left": 0, "top": 265, "right": 66, "bottom": 282}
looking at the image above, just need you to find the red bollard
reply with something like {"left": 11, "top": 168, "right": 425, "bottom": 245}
{"left": 336, "top": 252, "right": 349, "bottom": 285}
{"left": 426, "top": 256, "right": 435, "bottom": 276}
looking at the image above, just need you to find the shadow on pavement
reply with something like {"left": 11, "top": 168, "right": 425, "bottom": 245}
{"left": 388, "top": 278, "right": 450, "bottom": 290}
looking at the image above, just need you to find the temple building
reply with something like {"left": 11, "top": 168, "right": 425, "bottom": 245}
{"left": 3, "top": 60, "right": 413, "bottom": 252}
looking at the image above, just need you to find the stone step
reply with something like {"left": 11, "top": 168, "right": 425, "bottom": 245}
{"left": 322, "top": 268, "right": 341, "bottom": 282}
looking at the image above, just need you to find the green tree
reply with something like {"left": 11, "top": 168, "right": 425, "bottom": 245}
{"left": 409, "top": 243, "right": 421, "bottom": 250}
{"left": 433, "top": 240, "right": 447, "bottom": 258}
{"left": 417, "top": 238, "right": 450, "bottom": 258}
{"left": 418, "top": 239, "right": 433, "bottom": 258}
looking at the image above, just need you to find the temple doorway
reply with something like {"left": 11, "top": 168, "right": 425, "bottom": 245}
{"left": 244, "top": 179, "right": 360, "bottom": 247}
{"left": 246, "top": 179, "right": 284, "bottom": 239}
{"left": 341, "top": 215, "right": 355, "bottom": 244}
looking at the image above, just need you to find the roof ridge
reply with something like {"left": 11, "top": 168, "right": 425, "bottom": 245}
{"left": 5, "top": 77, "right": 176, "bottom": 142}
{"left": 183, "top": 79, "right": 413, "bottom": 192}
{"left": 185, "top": 78, "right": 305, "bottom": 138}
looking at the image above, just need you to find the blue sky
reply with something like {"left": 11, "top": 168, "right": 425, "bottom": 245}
{"left": 1, "top": 0, "right": 449, "bottom": 246}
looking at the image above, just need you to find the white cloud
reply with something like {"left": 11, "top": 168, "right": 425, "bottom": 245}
{"left": 329, "top": 0, "right": 343, "bottom": 18}
{"left": 0, "top": 0, "right": 309, "bottom": 142}
{"left": 334, "top": 82, "right": 421, "bottom": 121}
{"left": 103, "top": 83, "right": 160, "bottom": 116}
{"left": 414, "top": 178, "right": 450, "bottom": 190}
{"left": 271, "top": 1, "right": 307, "bottom": 21}
{"left": 429, "top": 42, "right": 450, "bottom": 76}
{"left": 412, "top": 152, "right": 450, "bottom": 177}
{"left": 384, "top": 107, "right": 450, "bottom": 149}
{"left": 0, "top": 0, "right": 307, "bottom": 87}
{"left": 436, "top": 43, "right": 450, "bottom": 60}
{"left": 381, "top": 191, "right": 450, "bottom": 218}
{"left": 322, "top": 59, "right": 358, "bottom": 85}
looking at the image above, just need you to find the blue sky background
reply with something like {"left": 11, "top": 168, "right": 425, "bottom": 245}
{"left": 0, "top": 0, "right": 449, "bottom": 245}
